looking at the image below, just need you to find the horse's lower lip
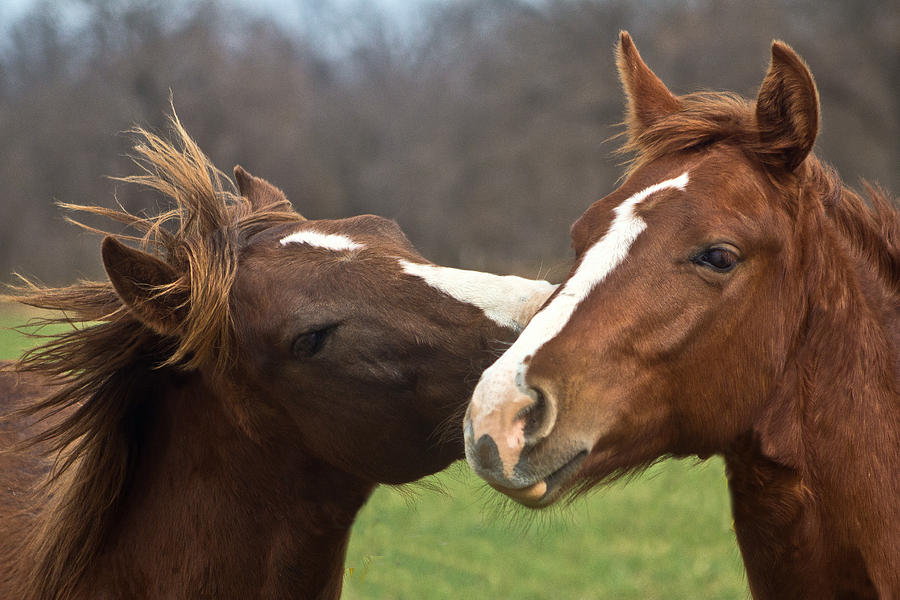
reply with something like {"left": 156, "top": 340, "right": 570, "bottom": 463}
{"left": 490, "top": 479, "right": 549, "bottom": 504}
{"left": 490, "top": 450, "right": 588, "bottom": 508}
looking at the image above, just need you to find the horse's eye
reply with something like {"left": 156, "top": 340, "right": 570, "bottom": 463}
{"left": 292, "top": 325, "right": 335, "bottom": 358}
{"left": 693, "top": 247, "right": 739, "bottom": 272}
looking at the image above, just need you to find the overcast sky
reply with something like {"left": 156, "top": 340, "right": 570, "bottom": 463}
{"left": 0, "top": 0, "right": 436, "bottom": 56}
{"left": 0, "top": 0, "right": 421, "bottom": 27}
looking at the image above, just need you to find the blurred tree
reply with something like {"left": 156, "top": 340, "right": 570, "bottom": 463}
{"left": 0, "top": 0, "right": 896, "bottom": 283}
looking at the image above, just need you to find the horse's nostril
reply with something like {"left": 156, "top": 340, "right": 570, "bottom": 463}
{"left": 473, "top": 434, "right": 502, "bottom": 473}
{"left": 518, "top": 386, "right": 558, "bottom": 444}
{"left": 516, "top": 387, "right": 556, "bottom": 445}
{"left": 518, "top": 389, "right": 543, "bottom": 437}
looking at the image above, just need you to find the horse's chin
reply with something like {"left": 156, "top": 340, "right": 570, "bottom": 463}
{"left": 490, "top": 450, "right": 588, "bottom": 508}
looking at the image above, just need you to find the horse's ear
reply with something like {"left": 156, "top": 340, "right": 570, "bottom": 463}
{"left": 616, "top": 31, "right": 681, "bottom": 137}
{"left": 755, "top": 41, "right": 819, "bottom": 172}
{"left": 101, "top": 236, "right": 186, "bottom": 336}
{"left": 233, "top": 165, "right": 303, "bottom": 218}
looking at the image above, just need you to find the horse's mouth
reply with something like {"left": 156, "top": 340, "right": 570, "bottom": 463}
{"left": 489, "top": 450, "right": 588, "bottom": 508}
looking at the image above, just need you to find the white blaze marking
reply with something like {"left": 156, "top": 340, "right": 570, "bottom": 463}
{"left": 280, "top": 230, "right": 363, "bottom": 252}
{"left": 399, "top": 259, "right": 557, "bottom": 331}
{"left": 473, "top": 172, "right": 689, "bottom": 413}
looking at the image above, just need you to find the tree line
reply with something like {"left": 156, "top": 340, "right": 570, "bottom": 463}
{"left": 1, "top": 0, "right": 896, "bottom": 283}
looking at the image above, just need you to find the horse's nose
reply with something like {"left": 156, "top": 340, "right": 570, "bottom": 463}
{"left": 464, "top": 371, "right": 558, "bottom": 486}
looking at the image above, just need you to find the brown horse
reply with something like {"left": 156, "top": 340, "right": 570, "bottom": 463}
{"left": 465, "top": 32, "right": 900, "bottom": 597}
{"left": 0, "top": 118, "right": 556, "bottom": 599}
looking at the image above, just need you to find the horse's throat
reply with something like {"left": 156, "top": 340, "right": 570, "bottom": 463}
{"left": 90, "top": 380, "right": 373, "bottom": 598}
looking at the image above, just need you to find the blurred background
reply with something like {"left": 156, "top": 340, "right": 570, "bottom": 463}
{"left": 0, "top": 0, "right": 896, "bottom": 285}
{"left": 0, "top": 1, "right": 896, "bottom": 597}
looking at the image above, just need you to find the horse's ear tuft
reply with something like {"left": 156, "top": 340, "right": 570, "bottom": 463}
{"left": 101, "top": 236, "right": 186, "bottom": 336}
{"left": 233, "top": 165, "right": 303, "bottom": 218}
{"left": 755, "top": 40, "right": 819, "bottom": 172}
{"left": 616, "top": 31, "right": 681, "bottom": 138}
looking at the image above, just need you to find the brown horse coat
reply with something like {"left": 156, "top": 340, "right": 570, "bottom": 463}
{"left": 0, "top": 118, "right": 555, "bottom": 599}
{"left": 465, "top": 32, "right": 899, "bottom": 597}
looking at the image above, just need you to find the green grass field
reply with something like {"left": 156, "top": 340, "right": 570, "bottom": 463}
{"left": 343, "top": 460, "right": 748, "bottom": 599}
{"left": 0, "top": 306, "right": 56, "bottom": 360}
{"left": 1, "top": 306, "right": 749, "bottom": 598}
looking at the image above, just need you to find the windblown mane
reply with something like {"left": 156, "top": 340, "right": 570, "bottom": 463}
{"left": 619, "top": 90, "right": 900, "bottom": 295}
{"left": 1, "top": 115, "right": 303, "bottom": 599}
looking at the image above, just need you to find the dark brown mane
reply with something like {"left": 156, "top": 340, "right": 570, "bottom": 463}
{"left": 619, "top": 91, "right": 900, "bottom": 296}
{"left": 821, "top": 173, "right": 900, "bottom": 295}
{"left": 2, "top": 115, "right": 303, "bottom": 599}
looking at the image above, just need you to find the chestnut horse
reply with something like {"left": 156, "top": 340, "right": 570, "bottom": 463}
{"left": 465, "top": 32, "right": 899, "bottom": 597}
{"left": 0, "top": 119, "right": 556, "bottom": 599}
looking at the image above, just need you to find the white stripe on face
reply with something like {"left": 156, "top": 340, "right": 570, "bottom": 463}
{"left": 280, "top": 230, "right": 364, "bottom": 251}
{"left": 474, "top": 172, "right": 689, "bottom": 408}
{"left": 399, "top": 259, "right": 557, "bottom": 331}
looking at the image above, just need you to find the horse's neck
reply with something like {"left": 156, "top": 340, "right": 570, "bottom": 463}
{"left": 726, "top": 254, "right": 900, "bottom": 597}
{"left": 799, "top": 247, "right": 900, "bottom": 513}
{"left": 724, "top": 437, "right": 880, "bottom": 598}
{"left": 0, "top": 368, "right": 57, "bottom": 592}
{"left": 724, "top": 440, "right": 822, "bottom": 598}
{"left": 87, "top": 376, "right": 373, "bottom": 599}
